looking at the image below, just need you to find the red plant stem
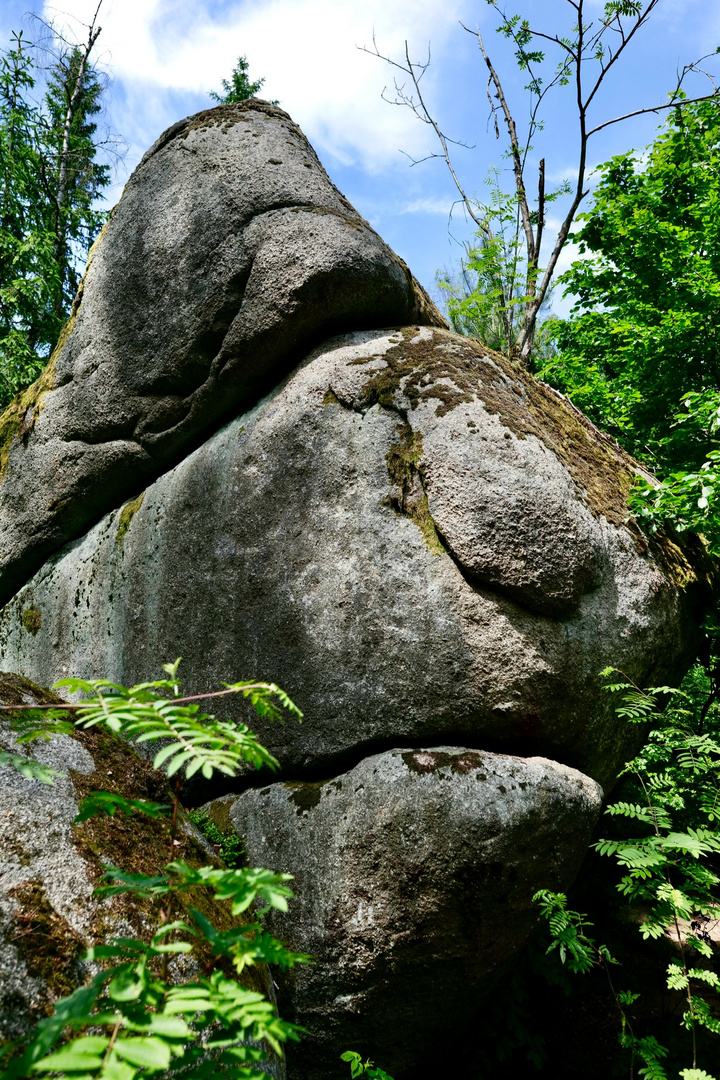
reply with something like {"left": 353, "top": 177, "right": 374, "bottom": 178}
{"left": 0, "top": 684, "right": 268, "bottom": 710}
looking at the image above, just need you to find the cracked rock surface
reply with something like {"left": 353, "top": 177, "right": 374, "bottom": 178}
{"left": 0, "top": 327, "right": 711, "bottom": 790}
{"left": 0, "top": 100, "right": 442, "bottom": 608}
{"left": 202, "top": 746, "right": 603, "bottom": 1080}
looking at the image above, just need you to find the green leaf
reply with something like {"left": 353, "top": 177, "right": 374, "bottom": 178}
{"left": 74, "top": 791, "right": 169, "bottom": 823}
{"left": 0, "top": 751, "right": 61, "bottom": 785}
{"left": 108, "top": 964, "right": 146, "bottom": 1002}
{"left": 113, "top": 1037, "right": 172, "bottom": 1069}
{"left": 30, "top": 1035, "right": 109, "bottom": 1071}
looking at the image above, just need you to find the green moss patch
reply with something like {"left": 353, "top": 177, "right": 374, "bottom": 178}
{"left": 0, "top": 670, "right": 271, "bottom": 1007}
{"left": 67, "top": 723, "right": 270, "bottom": 995}
{"left": 20, "top": 606, "right": 41, "bottom": 636}
{"left": 0, "top": 355, "right": 58, "bottom": 485}
{"left": 384, "top": 421, "right": 446, "bottom": 555}
{"left": 115, "top": 492, "right": 145, "bottom": 545}
{"left": 0, "top": 671, "right": 64, "bottom": 709}
{"left": 7, "top": 880, "right": 85, "bottom": 1007}
{"left": 188, "top": 810, "right": 246, "bottom": 869}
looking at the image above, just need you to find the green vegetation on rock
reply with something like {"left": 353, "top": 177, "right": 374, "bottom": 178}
{"left": 0, "top": 660, "right": 306, "bottom": 1080}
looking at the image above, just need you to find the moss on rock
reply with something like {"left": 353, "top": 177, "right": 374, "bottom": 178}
{"left": 20, "top": 606, "right": 41, "bottom": 636}
{"left": 355, "top": 327, "right": 712, "bottom": 590}
{"left": 384, "top": 421, "right": 446, "bottom": 555}
{"left": 115, "top": 493, "right": 145, "bottom": 545}
{"left": 6, "top": 880, "right": 85, "bottom": 1007}
{"left": 0, "top": 670, "right": 63, "bottom": 708}
{"left": 0, "top": 671, "right": 272, "bottom": 1036}
{"left": 66, "top": 722, "right": 268, "bottom": 991}
{"left": 284, "top": 778, "right": 342, "bottom": 816}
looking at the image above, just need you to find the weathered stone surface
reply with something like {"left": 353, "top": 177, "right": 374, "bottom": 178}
{"left": 0, "top": 100, "right": 443, "bottom": 607}
{"left": 0, "top": 328, "right": 711, "bottom": 790}
{"left": 0, "top": 673, "right": 282, "bottom": 1075}
{"left": 203, "top": 746, "right": 603, "bottom": 1079}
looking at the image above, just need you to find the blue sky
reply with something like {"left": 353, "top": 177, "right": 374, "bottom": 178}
{"left": 2, "top": 0, "right": 719, "bottom": 315}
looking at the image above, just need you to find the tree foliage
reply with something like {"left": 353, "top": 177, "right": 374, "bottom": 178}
{"left": 370, "top": 1, "right": 719, "bottom": 363}
{"left": 435, "top": 170, "right": 562, "bottom": 361}
{"left": 210, "top": 55, "right": 270, "bottom": 105}
{"left": 529, "top": 668, "right": 720, "bottom": 1078}
{"left": 0, "top": 17, "right": 110, "bottom": 408}
{"left": 541, "top": 98, "right": 720, "bottom": 469}
{"left": 538, "top": 96, "right": 720, "bottom": 566}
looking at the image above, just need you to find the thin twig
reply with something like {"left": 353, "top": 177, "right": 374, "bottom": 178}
{"left": 102, "top": 1013, "right": 123, "bottom": 1066}
{"left": 587, "top": 91, "right": 719, "bottom": 137}
{"left": 0, "top": 683, "right": 273, "bottom": 710}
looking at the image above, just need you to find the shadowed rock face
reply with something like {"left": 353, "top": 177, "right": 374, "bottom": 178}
{"left": 0, "top": 328, "right": 711, "bottom": 791}
{"left": 0, "top": 100, "right": 443, "bottom": 609}
{"left": 204, "top": 747, "right": 603, "bottom": 1080}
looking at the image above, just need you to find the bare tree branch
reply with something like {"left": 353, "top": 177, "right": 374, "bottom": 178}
{"left": 474, "top": 31, "right": 536, "bottom": 274}
{"left": 587, "top": 91, "right": 719, "bottom": 138}
{"left": 366, "top": 0, "right": 720, "bottom": 366}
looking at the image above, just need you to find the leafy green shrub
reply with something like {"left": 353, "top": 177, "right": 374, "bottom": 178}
{"left": 532, "top": 667, "right": 720, "bottom": 1079}
{"left": 0, "top": 660, "right": 307, "bottom": 1080}
{"left": 188, "top": 812, "right": 246, "bottom": 870}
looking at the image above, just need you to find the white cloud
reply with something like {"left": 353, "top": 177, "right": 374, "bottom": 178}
{"left": 399, "top": 196, "right": 457, "bottom": 216}
{"left": 542, "top": 215, "right": 586, "bottom": 318}
{"left": 42, "top": 0, "right": 467, "bottom": 175}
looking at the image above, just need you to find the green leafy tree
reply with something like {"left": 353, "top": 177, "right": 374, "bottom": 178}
{"left": 0, "top": 31, "right": 56, "bottom": 401}
{"left": 436, "top": 172, "right": 562, "bottom": 361}
{"left": 0, "top": 10, "right": 110, "bottom": 408}
{"left": 369, "top": 2, "right": 720, "bottom": 363}
{"left": 541, "top": 98, "right": 720, "bottom": 472}
{"left": 41, "top": 39, "right": 109, "bottom": 321}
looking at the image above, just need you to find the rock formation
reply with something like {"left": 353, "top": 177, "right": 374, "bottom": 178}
{"left": 0, "top": 100, "right": 442, "bottom": 609}
{"left": 0, "top": 326, "right": 710, "bottom": 790}
{"left": 0, "top": 102, "right": 714, "bottom": 1079}
{"left": 203, "top": 748, "right": 601, "bottom": 1079}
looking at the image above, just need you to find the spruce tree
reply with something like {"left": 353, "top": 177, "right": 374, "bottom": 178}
{"left": 210, "top": 55, "right": 265, "bottom": 103}
{"left": 0, "top": 16, "right": 110, "bottom": 407}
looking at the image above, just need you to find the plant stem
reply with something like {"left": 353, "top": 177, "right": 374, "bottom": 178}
{"left": 161, "top": 776, "right": 182, "bottom": 983}
{"left": 102, "top": 1013, "right": 122, "bottom": 1065}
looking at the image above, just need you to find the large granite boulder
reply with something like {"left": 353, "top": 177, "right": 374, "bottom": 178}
{"left": 202, "top": 747, "right": 603, "bottom": 1079}
{"left": 0, "top": 327, "right": 711, "bottom": 791}
{"left": 0, "top": 102, "right": 715, "bottom": 1080}
{"left": 0, "top": 100, "right": 443, "bottom": 608}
